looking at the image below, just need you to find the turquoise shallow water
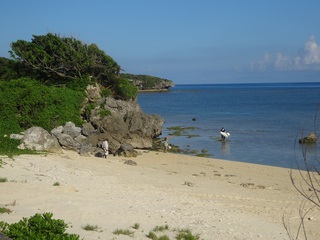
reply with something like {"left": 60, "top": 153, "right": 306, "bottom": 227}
{"left": 137, "top": 82, "right": 320, "bottom": 169}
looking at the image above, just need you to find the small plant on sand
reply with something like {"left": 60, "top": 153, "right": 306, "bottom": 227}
{"left": 0, "top": 159, "right": 7, "bottom": 168}
{"left": 147, "top": 225, "right": 170, "bottom": 240}
{"left": 147, "top": 231, "right": 158, "bottom": 240}
{"left": 0, "top": 177, "right": 8, "bottom": 183}
{"left": 53, "top": 182, "right": 60, "bottom": 186}
{"left": 175, "top": 228, "right": 200, "bottom": 240}
{"left": 113, "top": 228, "right": 134, "bottom": 237}
{"left": 158, "top": 235, "right": 170, "bottom": 240}
{"left": 0, "top": 207, "right": 12, "bottom": 214}
{"left": 132, "top": 223, "right": 140, "bottom": 229}
{"left": 153, "top": 224, "right": 169, "bottom": 232}
{"left": 82, "top": 224, "right": 100, "bottom": 231}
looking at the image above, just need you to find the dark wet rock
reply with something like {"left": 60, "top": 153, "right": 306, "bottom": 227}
{"left": 299, "top": 132, "right": 317, "bottom": 144}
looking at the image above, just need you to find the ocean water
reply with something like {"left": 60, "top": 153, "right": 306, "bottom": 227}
{"left": 137, "top": 82, "right": 320, "bottom": 169}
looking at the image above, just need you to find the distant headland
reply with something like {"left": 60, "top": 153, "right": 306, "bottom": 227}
{"left": 121, "top": 73, "right": 175, "bottom": 92}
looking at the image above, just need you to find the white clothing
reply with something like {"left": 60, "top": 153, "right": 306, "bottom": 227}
{"left": 102, "top": 140, "right": 109, "bottom": 157}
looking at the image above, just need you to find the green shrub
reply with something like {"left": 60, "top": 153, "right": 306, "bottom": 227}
{"left": 82, "top": 224, "right": 99, "bottom": 231}
{"left": 115, "top": 78, "right": 138, "bottom": 100}
{"left": 0, "top": 177, "right": 8, "bottom": 182}
{"left": 101, "top": 87, "right": 112, "bottom": 97}
{"left": 0, "top": 212, "right": 80, "bottom": 240}
{"left": 0, "top": 159, "right": 5, "bottom": 168}
{"left": 147, "top": 231, "right": 158, "bottom": 240}
{"left": 153, "top": 225, "right": 169, "bottom": 232}
{"left": 0, "top": 207, "right": 11, "bottom": 214}
{"left": 0, "top": 137, "right": 36, "bottom": 158}
{"left": 99, "top": 109, "right": 111, "bottom": 118}
{"left": 175, "top": 228, "right": 200, "bottom": 240}
{"left": 113, "top": 228, "right": 134, "bottom": 237}
{"left": 132, "top": 223, "right": 140, "bottom": 230}
{"left": 158, "top": 235, "right": 170, "bottom": 240}
{"left": 0, "top": 78, "right": 84, "bottom": 134}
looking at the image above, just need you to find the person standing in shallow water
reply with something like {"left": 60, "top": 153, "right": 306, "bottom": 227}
{"left": 220, "top": 127, "right": 226, "bottom": 141}
{"left": 102, "top": 140, "right": 109, "bottom": 158}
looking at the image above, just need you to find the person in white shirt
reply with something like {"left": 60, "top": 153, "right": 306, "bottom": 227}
{"left": 102, "top": 140, "right": 109, "bottom": 158}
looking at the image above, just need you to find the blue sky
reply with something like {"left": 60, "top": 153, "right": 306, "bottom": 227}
{"left": 1, "top": 1, "right": 320, "bottom": 84}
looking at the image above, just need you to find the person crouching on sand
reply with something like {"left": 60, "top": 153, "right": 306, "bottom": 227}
{"left": 102, "top": 140, "right": 109, "bottom": 158}
{"left": 163, "top": 137, "right": 170, "bottom": 153}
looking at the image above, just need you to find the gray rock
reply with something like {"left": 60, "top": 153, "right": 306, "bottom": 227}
{"left": 55, "top": 133, "right": 78, "bottom": 151}
{"left": 19, "top": 127, "right": 62, "bottom": 153}
{"left": 9, "top": 133, "right": 24, "bottom": 140}
{"left": 62, "top": 122, "right": 81, "bottom": 138}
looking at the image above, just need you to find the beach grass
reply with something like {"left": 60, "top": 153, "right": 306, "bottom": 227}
{"left": 113, "top": 228, "right": 134, "bottom": 237}
{"left": 0, "top": 207, "right": 12, "bottom": 214}
{"left": 82, "top": 224, "right": 100, "bottom": 232}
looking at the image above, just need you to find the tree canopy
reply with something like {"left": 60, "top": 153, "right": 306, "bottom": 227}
{"left": 9, "top": 33, "right": 120, "bottom": 85}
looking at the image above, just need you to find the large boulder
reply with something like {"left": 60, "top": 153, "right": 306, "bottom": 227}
{"left": 18, "top": 127, "right": 62, "bottom": 153}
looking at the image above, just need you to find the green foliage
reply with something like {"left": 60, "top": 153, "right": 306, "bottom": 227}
{"left": 0, "top": 77, "right": 84, "bottom": 134}
{"left": 0, "top": 137, "right": 36, "bottom": 158}
{"left": 153, "top": 225, "right": 169, "bottom": 232}
{"left": 120, "top": 73, "right": 173, "bottom": 90}
{"left": 99, "top": 109, "right": 111, "bottom": 118}
{"left": 132, "top": 223, "right": 140, "bottom": 230}
{"left": 0, "top": 177, "right": 8, "bottom": 183}
{"left": 147, "top": 229, "right": 170, "bottom": 240}
{"left": 101, "top": 87, "right": 112, "bottom": 97}
{"left": 9, "top": 33, "right": 120, "bottom": 87}
{"left": 53, "top": 182, "right": 60, "bottom": 186}
{"left": 112, "top": 228, "right": 134, "bottom": 237}
{"left": 175, "top": 229, "right": 200, "bottom": 240}
{"left": 82, "top": 224, "right": 99, "bottom": 231}
{"left": 65, "top": 74, "right": 92, "bottom": 92}
{"left": 0, "top": 212, "right": 80, "bottom": 240}
{"left": 114, "top": 77, "right": 138, "bottom": 100}
{"left": 83, "top": 102, "right": 96, "bottom": 121}
{"left": 0, "top": 207, "right": 11, "bottom": 214}
{"left": 0, "top": 57, "right": 22, "bottom": 81}
{"left": 0, "top": 159, "right": 6, "bottom": 168}
{"left": 147, "top": 231, "right": 158, "bottom": 240}
{"left": 158, "top": 235, "right": 170, "bottom": 240}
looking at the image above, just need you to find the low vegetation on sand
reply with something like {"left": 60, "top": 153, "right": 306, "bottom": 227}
{"left": 0, "top": 212, "right": 202, "bottom": 240}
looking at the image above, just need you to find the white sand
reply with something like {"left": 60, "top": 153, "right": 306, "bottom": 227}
{"left": 0, "top": 150, "right": 319, "bottom": 240}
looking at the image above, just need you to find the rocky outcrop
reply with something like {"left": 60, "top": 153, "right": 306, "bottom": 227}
{"left": 120, "top": 73, "right": 175, "bottom": 91}
{"left": 15, "top": 96, "right": 163, "bottom": 157}
{"left": 299, "top": 132, "right": 318, "bottom": 144}
{"left": 88, "top": 97, "right": 163, "bottom": 154}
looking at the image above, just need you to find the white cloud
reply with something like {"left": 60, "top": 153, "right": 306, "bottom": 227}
{"left": 304, "top": 36, "right": 320, "bottom": 65}
{"left": 251, "top": 36, "right": 320, "bottom": 71}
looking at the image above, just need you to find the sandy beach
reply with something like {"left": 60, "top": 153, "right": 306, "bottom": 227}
{"left": 0, "top": 150, "right": 319, "bottom": 240}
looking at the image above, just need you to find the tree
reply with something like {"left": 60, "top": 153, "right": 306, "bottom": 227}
{"left": 9, "top": 33, "right": 120, "bottom": 84}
